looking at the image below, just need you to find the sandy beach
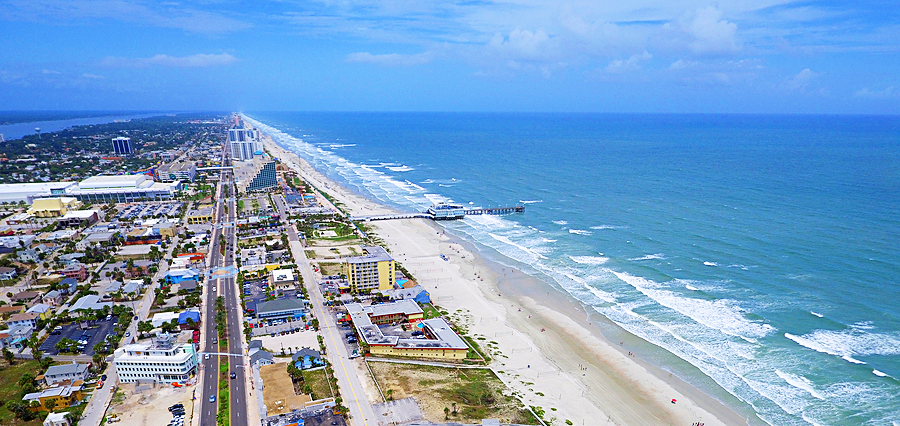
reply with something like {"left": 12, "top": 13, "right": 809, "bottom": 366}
{"left": 264, "top": 135, "right": 749, "bottom": 426}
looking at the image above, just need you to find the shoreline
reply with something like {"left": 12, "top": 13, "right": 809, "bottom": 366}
{"left": 259, "top": 129, "right": 752, "bottom": 426}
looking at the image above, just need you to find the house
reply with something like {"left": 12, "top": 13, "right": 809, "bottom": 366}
{"left": 121, "top": 280, "right": 143, "bottom": 295}
{"left": 0, "top": 305, "right": 25, "bottom": 317}
{"left": 178, "top": 310, "right": 200, "bottom": 329}
{"left": 383, "top": 285, "right": 431, "bottom": 304}
{"left": 249, "top": 347, "right": 274, "bottom": 366}
{"left": 291, "top": 348, "right": 324, "bottom": 370}
{"left": 23, "top": 384, "right": 84, "bottom": 410}
{"left": 76, "top": 232, "right": 115, "bottom": 251}
{"left": 17, "top": 244, "right": 49, "bottom": 263}
{"left": 59, "top": 278, "right": 78, "bottom": 295}
{"left": 57, "top": 253, "right": 85, "bottom": 266}
{"left": 178, "top": 279, "right": 198, "bottom": 293}
{"left": 164, "top": 268, "right": 199, "bottom": 285}
{"left": 43, "top": 361, "right": 90, "bottom": 387}
{"left": 151, "top": 311, "right": 181, "bottom": 328}
{"left": 0, "top": 267, "right": 17, "bottom": 281}
{"left": 43, "top": 290, "right": 64, "bottom": 306}
{"left": 43, "top": 412, "right": 71, "bottom": 426}
{"left": 26, "top": 303, "right": 53, "bottom": 319}
{"left": 11, "top": 290, "right": 41, "bottom": 305}
{"left": 126, "top": 260, "right": 154, "bottom": 278}
{"left": 7, "top": 312, "right": 40, "bottom": 328}
{"left": 61, "top": 263, "right": 87, "bottom": 281}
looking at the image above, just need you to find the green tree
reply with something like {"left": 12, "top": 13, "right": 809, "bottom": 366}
{"left": 44, "top": 397, "right": 57, "bottom": 412}
{"left": 2, "top": 348, "right": 14, "bottom": 365}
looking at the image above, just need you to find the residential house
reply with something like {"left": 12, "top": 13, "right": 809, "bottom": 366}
{"left": 8, "top": 312, "right": 41, "bottom": 328}
{"left": 11, "top": 291, "right": 41, "bottom": 305}
{"left": 43, "top": 362, "right": 90, "bottom": 387}
{"left": 61, "top": 263, "right": 87, "bottom": 282}
{"left": 43, "top": 290, "right": 64, "bottom": 306}
{"left": 43, "top": 412, "right": 71, "bottom": 426}
{"left": 0, "top": 267, "right": 17, "bottom": 281}
{"left": 17, "top": 244, "right": 49, "bottom": 263}
{"left": 249, "top": 346, "right": 274, "bottom": 366}
{"left": 178, "top": 280, "right": 198, "bottom": 293}
{"left": 178, "top": 310, "right": 200, "bottom": 329}
{"left": 23, "top": 384, "right": 84, "bottom": 411}
{"left": 291, "top": 348, "right": 324, "bottom": 370}
{"left": 26, "top": 304, "right": 53, "bottom": 319}
{"left": 58, "top": 278, "right": 78, "bottom": 295}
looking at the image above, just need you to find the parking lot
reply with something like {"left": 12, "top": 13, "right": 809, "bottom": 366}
{"left": 117, "top": 201, "right": 184, "bottom": 220}
{"left": 40, "top": 316, "right": 120, "bottom": 356}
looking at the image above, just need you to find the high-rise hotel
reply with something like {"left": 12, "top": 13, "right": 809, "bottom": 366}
{"left": 112, "top": 136, "right": 133, "bottom": 155}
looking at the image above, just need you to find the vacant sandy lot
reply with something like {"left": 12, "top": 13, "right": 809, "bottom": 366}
{"left": 260, "top": 361, "right": 312, "bottom": 415}
{"left": 109, "top": 382, "right": 195, "bottom": 426}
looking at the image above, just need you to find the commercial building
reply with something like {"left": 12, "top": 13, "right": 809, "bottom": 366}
{"left": 27, "top": 197, "right": 82, "bottom": 218}
{"left": 157, "top": 161, "right": 197, "bottom": 183}
{"left": 0, "top": 182, "right": 78, "bottom": 204}
{"left": 346, "top": 302, "right": 468, "bottom": 360}
{"left": 65, "top": 175, "right": 181, "bottom": 203}
{"left": 255, "top": 298, "right": 306, "bottom": 321}
{"left": 112, "top": 136, "right": 133, "bottom": 155}
{"left": 113, "top": 333, "right": 198, "bottom": 384}
{"left": 164, "top": 268, "right": 199, "bottom": 284}
{"left": 57, "top": 210, "right": 100, "bottom": 228}
{"left": 346, "top": 246, "right": 395, "bottom": 293}
{"left": 234, "top": 156, "right": 277, "bottom": 194}
{"left": 43, "top": 362, "right": 90, "bottom": 387}
{"left": 186, "top": 207, "right": 214, "bottom": 224}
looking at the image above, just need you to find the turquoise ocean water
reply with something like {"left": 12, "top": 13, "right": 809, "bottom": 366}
{"left": 245, "top": 112, "right": 900, "bottom": 426}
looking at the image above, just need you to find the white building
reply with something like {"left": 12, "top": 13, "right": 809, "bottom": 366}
{"left": 113, "top": 333, "right": 198, "bottom": 384}
{"left": 228, "top": 127, "right": 260, "bottom": 161}
{"left": 43, "top": 412, "right": 71, "bottom": 426}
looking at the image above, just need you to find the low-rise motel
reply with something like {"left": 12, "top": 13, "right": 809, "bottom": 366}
{"left": 345, "top": 300, "right": 469, "bottom": 360}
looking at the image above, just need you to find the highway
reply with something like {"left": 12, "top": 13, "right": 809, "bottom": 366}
{"left": 273, "top": 195, "right": 378, "bottom": 426}
{"left": 201, "top": 156, "right": 248, "bottom": 426}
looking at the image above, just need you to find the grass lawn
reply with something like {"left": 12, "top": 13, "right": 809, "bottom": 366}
{"left": 421, "top": 303, "right": 442, "bottom": 319}
{"left": 0, "top": 360, "right": 44, "bottom": 426}
{"left": 301, "top": 368, "right": 333, "bottom": 401}
{"left": 317, "top": 263, "right": 344, "bottom": 277}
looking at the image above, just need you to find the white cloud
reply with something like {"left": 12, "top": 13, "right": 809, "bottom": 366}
{"left": 81, "top": 73, "right": 105, "bottom": 79}
{"left": 854, "top": 86, "right": 898, "bottom": 99}
{"left": 345, "top": 51, "right": 433, "bottom": 66}
{"left": 787, "top": 68, "right": 820, "bottom": 91}
{"left": 662, "top": 6, "right": 740, "bottom": 56}
{"left": 41, "top": 69, "right": 61, "bottom": 74}
{"left": 605, "top": 50, "right": 652, "bottom": 73}
{"left": 100, "top": 53, "right": 238, "bottom": 68}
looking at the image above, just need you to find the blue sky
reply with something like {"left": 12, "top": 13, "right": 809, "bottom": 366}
{"left": 1, "top": 0, "right": 898, "bottom": 113}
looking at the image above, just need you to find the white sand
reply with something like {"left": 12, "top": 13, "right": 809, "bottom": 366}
{"left": 264, "top": 137, "right": 747, "bottom": 426}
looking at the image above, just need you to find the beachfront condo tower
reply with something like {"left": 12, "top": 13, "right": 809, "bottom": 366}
{"left": 346, "top": 246, "right": 396, "bottom": 293}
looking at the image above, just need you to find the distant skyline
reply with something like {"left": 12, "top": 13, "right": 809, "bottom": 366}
{"left": 1, "top": 0, "right": 898, "bottom": 114}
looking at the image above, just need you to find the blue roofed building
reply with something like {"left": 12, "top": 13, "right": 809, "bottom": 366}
{"left": 164, "top": 268, "right": 199, "bottom": 285}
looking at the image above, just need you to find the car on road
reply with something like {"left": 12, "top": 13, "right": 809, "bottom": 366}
{"left": 204, "top": 353, "right": 210, "bottom": 360}
{"left": 212, "top": 337, "right": 217, "bottom": 344}
{"left": 125, "top": 332, "right": 130, "bottom": 337}
{"left": 209, "top": 395, "right": 215, "bottom": 403}
{"left": 230, "top": 371, "right": 236, "bottom": 379}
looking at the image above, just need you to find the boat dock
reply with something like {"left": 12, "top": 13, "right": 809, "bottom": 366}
{"left": 350, "top": 203, "right": 524, "bottom": 222}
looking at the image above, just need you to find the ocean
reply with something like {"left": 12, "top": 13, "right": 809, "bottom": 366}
{"left": 244, "top": 112, "right": 900, "bottom": 426}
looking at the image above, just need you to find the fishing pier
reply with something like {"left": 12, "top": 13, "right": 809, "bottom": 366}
{"left": 350, "top": 203, "right": 524, "bottom": 222}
